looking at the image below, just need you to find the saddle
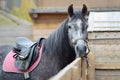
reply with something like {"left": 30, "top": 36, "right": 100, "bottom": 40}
{"left": 13, "top": 37, "right": 44, "bottom": 71}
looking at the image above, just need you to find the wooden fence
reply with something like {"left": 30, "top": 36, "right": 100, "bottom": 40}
{"left": 50, "top": 52, "right": 95, "bottom": 80}
{"left": 0, "top": 26, "right": 32, "bottom": 46}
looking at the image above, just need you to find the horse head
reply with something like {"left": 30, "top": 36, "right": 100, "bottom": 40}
{"left": 67, "top": 4, "right": 89, "bottom": 58}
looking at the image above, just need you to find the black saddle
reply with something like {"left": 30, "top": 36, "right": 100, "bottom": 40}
{"left": 13, "top": 37, "right": 44, "bottom": 70}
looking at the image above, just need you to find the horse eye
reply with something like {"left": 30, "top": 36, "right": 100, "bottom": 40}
{"left": 86, "top": 25, "right": 88, "bottom": 29}
{"left": 68, "top": 26, "right": 72, "bottom": 29}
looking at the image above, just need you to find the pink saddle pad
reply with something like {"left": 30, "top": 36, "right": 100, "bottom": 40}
{"left": 3, "top": 47, "right": 42, "bottom": 73}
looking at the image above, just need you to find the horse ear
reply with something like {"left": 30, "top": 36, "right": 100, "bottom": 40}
{"left": 68, "top": 4, "right": 74, "bottom": 17}
{"left": 82, "top": 4, "right": 89, "bottom": 19}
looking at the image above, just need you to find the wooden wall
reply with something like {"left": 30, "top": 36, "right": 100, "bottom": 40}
{"left": 33, "top": 13, "right": 67, "bottom": 29}
{"left": 31, "top": 13, "right": 67, "bottom": 39}
{"left": 87, "top": 12, "right": 120, "bottom": 80}
{"left": 88, "top": 31, "right": 120, "bottom": 80}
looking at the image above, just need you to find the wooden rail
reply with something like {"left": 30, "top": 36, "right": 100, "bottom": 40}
{"left": 0, "top": 26, "right": 32, "bottom": 45}
{"left": 50, "top": 52, "right": 95, "bottom": 80}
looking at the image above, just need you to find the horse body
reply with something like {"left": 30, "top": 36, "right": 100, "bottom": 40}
{"left": 0, "top": 19, "right": 75, "bottom": 80}
{"left": 0, "top": 4, "right": 89, "bottom": 80}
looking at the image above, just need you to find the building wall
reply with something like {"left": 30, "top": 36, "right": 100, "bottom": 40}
{"left": 1, "top": 0, "right": 120, "bottom": 21}
{"left": 0, "top": 0, "right": 36, "bottom": 21}
{"left": 38, "top": 0, "right": 120, "bottom": 8}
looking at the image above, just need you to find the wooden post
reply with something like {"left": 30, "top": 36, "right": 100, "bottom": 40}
{"left": 81, "top": 52, "right": 95, "bottom": 80}
{"left": 71, "top": 58, "right": 81, "bottom": 80}
{"left": 87, "top": 52, "right": 95, "bottom": 80}
{"left": 81, "top": 58, "right": 87, "bottom": 80}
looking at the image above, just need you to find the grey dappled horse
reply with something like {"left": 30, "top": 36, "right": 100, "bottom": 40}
{"left": 0, "top": 4, "right": 89, "bottom": 80}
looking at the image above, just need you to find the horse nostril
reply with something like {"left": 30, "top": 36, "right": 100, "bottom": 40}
{"left": 84, "top": 46, "right": 86, "bottom": 52}
{"left": 77, "top": 45, "right": 86, "bottom": 52}
{"left": 76, "top": 46, "right": 79, "bottom": 52}
{"left": 77, "top": 45, "right": 87, "bottom": 55}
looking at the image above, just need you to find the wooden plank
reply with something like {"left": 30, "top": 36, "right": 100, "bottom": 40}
{"left": 81, "top": 58, "right": 87, "bottom": 80}
{"left": 89, "top": 39, "right": 120, "bottom": 44}
{"left": 90, "top": 7, "right": 120, "bottom": 12}
{"left": 29, "top": 7, "right": 120, "bottom": 14}
{"left": 71, "top": 58, "right": 81, "bottom": 80}
{"left": 95, "top": 69, "right": 120, "bottom": 80}
{"left": 29, "top": 8, "right": 67, "bottom": 14}
{"left": 59, "top": 69, "right": 72, "bottom": 80}
{"left": 81, "top": 52, "right": 95, "bottom": 80}
{"left": 87, "top": 52, "right": 95, "bottom": 80}
{"left": 50, "top": 58, "right": 81, "bottom": 80}
{"left": 96, "top": 58, "right": 120, "bottom": 62}
{"left": 88, "top": 32, "right": 120, "bottom": 39}
{"left": 95, "top": 62, "right": 120, "bottom": 69}
{"left": 89, "top": 44, "right": 120, "bottom": 58}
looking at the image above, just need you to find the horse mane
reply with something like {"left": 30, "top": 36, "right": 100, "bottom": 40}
{"left": 44, "top": 18, "right": 71, "bottom": 54}
{"left": 43, "top": 18, "right": 75, "bottom": 67}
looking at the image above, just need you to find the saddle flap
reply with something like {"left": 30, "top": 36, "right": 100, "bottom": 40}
{"left": 14, "top": 44, "right": 39, "bottom": 70}
{"left": 18, "top": 47, "right": 31, "bottom": 60}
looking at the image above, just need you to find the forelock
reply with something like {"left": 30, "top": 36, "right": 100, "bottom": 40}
{"left": 76, "top": 19, "right": 82, "bottom": 27}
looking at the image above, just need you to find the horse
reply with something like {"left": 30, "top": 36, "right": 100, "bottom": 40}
{"left": 0, "top": 4, "right": 89, "bottom": 80}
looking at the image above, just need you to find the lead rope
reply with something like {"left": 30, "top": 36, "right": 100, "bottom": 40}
{"left": 84, "top": 55, "right": 90, "bottom": 68}
{"left": 81, "top": 43, "right": 90, "bottom": 80}
{"left": 84, "top": 41, "right": 90, "bottom": 67}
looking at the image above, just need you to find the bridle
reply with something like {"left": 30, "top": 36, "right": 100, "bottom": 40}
{"left": 79, "top": 15, "right": 90, "bottom": 67}
{"left": 69, "top": 14, "right": 90, "bottom": 67}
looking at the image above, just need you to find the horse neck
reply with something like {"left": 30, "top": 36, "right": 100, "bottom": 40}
{"left": 43, "top": 19, "right": 75, "bottom": 66}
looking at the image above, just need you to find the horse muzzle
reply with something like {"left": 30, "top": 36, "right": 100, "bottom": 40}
{"left": 74, "top": 40, "right": 89, "bottom": 58}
